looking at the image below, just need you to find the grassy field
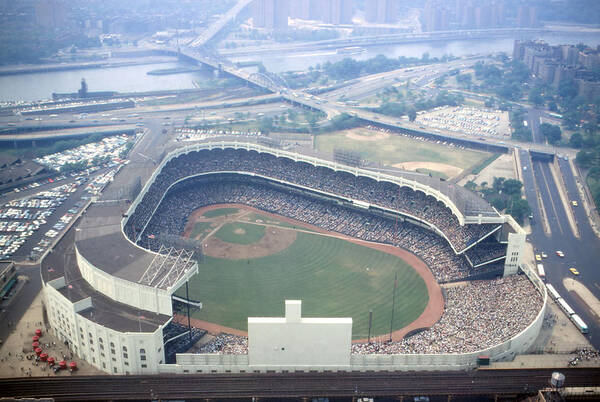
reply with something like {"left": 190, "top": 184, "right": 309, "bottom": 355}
{"left": 203, "top": 208, "right": 240, "bottom": 218}
{"left": 179, "top": 231, "right": 429, "bottom": 339}
{"left": 315, "top": 128, "right": 491, "bottom": 170}
{"left": 190, "top": 222, "right": 214, "bottom": 239}
{"left": 214, "top": 222, "right": 266, "bottom": 244}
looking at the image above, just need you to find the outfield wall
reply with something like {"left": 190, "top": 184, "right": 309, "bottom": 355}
{"left": 161, "top": 265, "right": 547, "bottom": 374}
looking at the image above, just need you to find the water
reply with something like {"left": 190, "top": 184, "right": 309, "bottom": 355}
{"left": 0, "top": 62, "right": 213, "bottom": 103}
{"left": 1, "top": 31, "right": 598, "bottom": 102}
{"left": 236, "top": 32, "right": 600, "bottom": 73}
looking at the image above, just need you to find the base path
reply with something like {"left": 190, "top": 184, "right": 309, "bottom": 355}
{"left": 178, "top": 203, "right": 444, "bottom": 343}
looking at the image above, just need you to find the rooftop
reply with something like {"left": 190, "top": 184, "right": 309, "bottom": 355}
{"left": 43, "top": 224, "right": 170, "bottom": 333}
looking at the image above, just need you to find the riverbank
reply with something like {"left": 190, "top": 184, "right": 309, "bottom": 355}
{"left": 0, "top": 57, "right": 177, "bottom": 77}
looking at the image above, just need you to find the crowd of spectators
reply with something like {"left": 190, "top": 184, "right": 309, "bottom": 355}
{"left": 163, "top": 323, "right": 207, "bottom": 363}
{"left": 140, "top": 177, "right": 501, "bottom": 282}
{"left": 183, "top": 274, "right": 542, "bottom": 356}
{"left": 465, "top": 242, "right": 507, "bottom": 267}
{"left": 197, "top": 334, "right": 248, "bottom": 355}
{"left": 352, "top": 274, "right": 543, "bottom": 354}
{"left": 118, "top": 148, "right": 537, "bottom": 356}
{"left": 125, "top": 148, "right": 502, "bottom": 253}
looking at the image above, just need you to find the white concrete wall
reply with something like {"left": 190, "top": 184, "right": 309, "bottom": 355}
{"left": 44, "top": 281, "right": 166, "bottom": 375}
{"left": 247, "top": 301, "right": 352, "bottom": 367}
{"left": 75, "top": 246, "right": 173, "bottom": 316}
{"left": 504, "top": 231, "right": 526, "bottom": 276}
{"left": 160, "top": 272, "right": 546, "bottom": 374}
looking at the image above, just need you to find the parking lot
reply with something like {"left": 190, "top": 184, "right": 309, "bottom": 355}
{"left": 34, "top": 134, "right": 135, "bottom": 171}
{"left": 415, "top": 106, "right": 511, "bottom": 138}
{"left": 0, "top": 167, "right": 124, "bottom": 261}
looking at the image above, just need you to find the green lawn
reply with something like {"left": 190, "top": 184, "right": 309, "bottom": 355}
{"left": 203, "top": 208, "right": 240, "bottom": 218}
{"left": 179, "top": 231, "right": 429, "bottom": 339}
{"left": 315, "top": 129, "right": 490, "bottom": 170}
{"left": 190, "top": 222, "right": 214, "bottom": 239}
{"left": 214, "top": 222, "right": 266, "bottom": 245}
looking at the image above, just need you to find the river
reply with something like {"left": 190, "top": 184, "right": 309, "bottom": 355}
{"left": 242, "top": 32, "right": 600, "bottom": 72}
{"left": 0, "top": 62, "right": 214, "bottom": 103}
{"left": 1, "top": 31, "right": 599, "bottom": 103}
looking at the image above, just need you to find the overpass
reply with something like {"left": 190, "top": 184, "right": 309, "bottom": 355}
{"left": 180, "top": 2, "right": 564, "bottom": 155}
{"left": 188, "top": 0, "right": 254, "bottom": 48}
{"left": 219, "top": 27, "right": 551, "bottom": 57}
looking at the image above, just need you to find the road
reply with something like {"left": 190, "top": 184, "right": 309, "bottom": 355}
{"left": 522, "top": 112, "right": 600, "bottom": 349}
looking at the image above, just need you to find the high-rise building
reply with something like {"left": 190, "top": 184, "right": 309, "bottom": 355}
{"left": 35, "top": 0, "right": 67, "bottom": 28}
{"left": 423, "top": 1, "right": 449, "bottom": 32}
{"left": 517, "top": 5, "right": 538, "bottom": 28}
{"left": 330, "top": 0, "right": 353, "bottom": 24}
{"left": 475, "top": 5, "right": 491, "bottom": 29}
{"left": 290, "top": 0, "right": 310, "bottom": 20}
{"left": 252, "top": 0, "right": 289, "bottom": 30}
{"left": 365, "top": 0, "right": 396, "bottom": 24}
{"left": 295, "top": 0, "right": 352, "bottom": 24}
{"left": 490, "top": 3, "right": 505, "bottom": 27}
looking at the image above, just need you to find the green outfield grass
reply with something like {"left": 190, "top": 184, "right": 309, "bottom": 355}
{"left": 202, "top": 207, "right": 240, "bottom": 218}
{"left": 315, "top": 129, "right": 491, "bottom": 170}
{"left": 180, "top": 231, "right": 429, "bottom": 339}
{"left": 214, "top": 222, "right": 266, "bottom": 244}
{"left": 190, "top": 222, "right": 214, "bottom": 239}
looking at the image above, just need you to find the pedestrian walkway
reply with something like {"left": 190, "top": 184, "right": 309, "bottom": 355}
{"left": 0, "top": 291, "right": 101, "bottom": 377}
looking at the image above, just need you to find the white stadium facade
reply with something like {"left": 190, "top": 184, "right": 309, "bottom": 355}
{"left": 42, "top": 141, "right": 546, "bottom": 375}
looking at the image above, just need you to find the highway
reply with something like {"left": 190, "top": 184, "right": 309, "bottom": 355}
{"left": 189, "top": 0, "right": 254, "bottom": 48}
{"left": 0, "top": 368, "right": 598, "bottom": 400}
{"left": 523, "top": 111, "right": 600, "bottom": 349}
{"left": 217, "top": 27, "right": 551, "bottom": 57}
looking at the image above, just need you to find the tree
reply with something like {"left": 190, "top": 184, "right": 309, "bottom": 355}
{"left": 558, "top": 79, "right": 578, "bottom": 99}
{"left": 576, "top": 150, "right": 594, "bottom": 168}
{"left": 540, "top": 122, "right": 562, "bottom": 144}
{"left": 456, "top": 73, "right": 472, "bottom": 87}
{"left": 569, "top": 132, "right": 584, "bottom": 148}
{"left": 493, "top": 177, "right": 505, "bottom": 192}
{"left": 408, "top": 108, "right": 417, "bottom": 122}
{"left": 506, "top": 197, "right": 531, "bottom": 224}
{"left": 502, "top": 179, "right": 523, "bottom": 196}
{"left": 528, "top": 86, "right": 544, "bottom": 106}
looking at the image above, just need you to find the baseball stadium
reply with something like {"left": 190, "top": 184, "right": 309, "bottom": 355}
{"left": 41, "top": 140, "right": 547, "bottom": 374}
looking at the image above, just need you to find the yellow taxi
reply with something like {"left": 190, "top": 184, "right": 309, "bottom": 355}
{"left": 535, "top": 254, "right": 542, "bottom": 262}
{"left": 572, "top": 200, "right": 578, "bottom": 206}
{"left": 569, "top": 267, "right": 579, "bottom": 276}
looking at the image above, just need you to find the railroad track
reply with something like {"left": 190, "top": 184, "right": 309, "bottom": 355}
{"left": 1, "top": 368, "right": 598, "bottom": 400}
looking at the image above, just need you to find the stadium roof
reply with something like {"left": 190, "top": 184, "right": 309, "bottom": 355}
{"left": 43, "top": 226, "right": 170, "bottom": 333}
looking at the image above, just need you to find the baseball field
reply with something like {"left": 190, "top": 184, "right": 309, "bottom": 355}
{"left": 315, "top": 127, "right": 493, "bottom": 180}
{"left": 177, "top": 206, "right": 433, "bottom": 340}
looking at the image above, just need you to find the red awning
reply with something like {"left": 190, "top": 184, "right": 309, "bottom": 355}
{"left": 59, "top": 360, "right": 67, "bottom": 368}
{"left": 40, "top": 353, "right": 48, "bottom": 361}
{"left": 32, "top": 341, "right": 40, "bottom": 348}
{"left": 47, "top": 357, "right": 55, "bottom": 365}
{"left": 69, "top": 362, "right": 77, "bottom": 369}
{"left": 32, "top": 335, "right": 39, "bottom": 342}
{"left": 35, "top": 347, "right": 42, "bottom": 355}
{"left": 35, "top": 329, "right": 42, "bottom": 336}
